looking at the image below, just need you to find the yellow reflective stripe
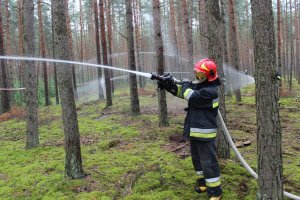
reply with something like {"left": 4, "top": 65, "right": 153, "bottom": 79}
{"left": 190, "top": 132, "right": 217, "bottom": 138}
{"left": 183, "top": 88, "right": 193, "bottom": 100}
{"left": 176, "top": 85, "right": 182, "bottom": 98}
{"left": 206, "top": 180, "right": 221, "bottom": 187}
{"left": 213, "top": 98, "right": 219, "bottom": 108}
{"left": 213, "top": 102, "right": 219, "bottom": 108}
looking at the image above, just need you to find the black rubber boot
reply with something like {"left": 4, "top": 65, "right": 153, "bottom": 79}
{"left": 195, "top": 178, "right": 207, "bottom": 193}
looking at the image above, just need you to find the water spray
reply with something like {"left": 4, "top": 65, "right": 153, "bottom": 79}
{"left": 0, "top": 55, "right": 153, "bottom": 79}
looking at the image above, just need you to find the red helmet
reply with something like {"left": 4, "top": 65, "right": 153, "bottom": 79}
{"left": 194, "top": 58, "right": 218, "bottom": 82}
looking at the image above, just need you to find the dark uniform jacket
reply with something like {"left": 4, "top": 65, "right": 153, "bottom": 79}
{"left": 176, "top": 80, "right": 219, "bottom": 141}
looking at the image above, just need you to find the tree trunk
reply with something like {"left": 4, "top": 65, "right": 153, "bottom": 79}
{"left": 199, "top": 0, "right": 208, "bottom": 55}
{"left": 38, "top": 0, "right": 49, "bottom": 106}
{"left": 126, "top": 0, "right": 140, "bottom": 115}
{"left": 17, "top": 0, "right": 25, "bottom": 105}
{"left": 250, "top": 0, "right": 283, "bottom": 199}
{"left": 65, "top": 0, "right": 78, "bottom": 100}
{"left": 5, "top": 0, "right": 14, "bottom": 105}
{"left": 106, "top": 0, "right": 114, "bottom": 92}
{"left": 289, "top": 0, "right": 293, "bottom": 91}
{"left": 152, "top": 0, "right": 169, "bottom": 127}
{"left": 133, "top": 0, "right": 144, "bottom": 88}
{"left": 93, "top": 0, "right": 104, "bottom": 99}
{"left": 297, "top": 0, "right": 300, "bottom": 84}
{"left": 205, "top": 0, "right": 229, "bottom": 159}
{"left": 99, "top": 0, "right": 112, "bottom": 107}
{"left": 23, "top": 0, "right": 39, "bottom": 148}
{"left": 0, "top": 0, "right": 10, "bottom": 113}
{"left": 228, "top": 0, "right": 241, "bottom": 102}
{"left": 169, "top": 0, "right": 181, "bottom": 78}
{"left": 53, "top": 0, "right": 85, "bottom": 179}
{"left": 277, "top": 0, "right": 283, "bottom": 89}
{"left": 51, "top": 2, "right": 59, "bottom": 105}
{"left": 181, "top": 0, "right": 193, "bottom": 67}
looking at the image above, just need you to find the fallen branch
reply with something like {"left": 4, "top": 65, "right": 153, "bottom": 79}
{"left": 170, "top": 141, "right": 190, "bottom": 152}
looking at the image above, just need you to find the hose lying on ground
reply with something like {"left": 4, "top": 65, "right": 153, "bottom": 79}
{"left": 217, "top": 110, "right": 300, "bottom": 200}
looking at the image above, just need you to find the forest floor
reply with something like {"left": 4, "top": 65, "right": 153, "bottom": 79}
{"left": 0, "top": 81, "right": 300, "bottom": 200}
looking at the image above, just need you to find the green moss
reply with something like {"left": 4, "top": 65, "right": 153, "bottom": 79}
{"left": 1, "top": 82, "right": 300, "bottom": 199}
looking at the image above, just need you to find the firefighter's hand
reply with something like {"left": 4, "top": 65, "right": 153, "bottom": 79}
{"left": 157, "top": 79, "right": 178, "bottom": 96}
{"left": 157, "top": 74, "right": 174, "bottom": 90}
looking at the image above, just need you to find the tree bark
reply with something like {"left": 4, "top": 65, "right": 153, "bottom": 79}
{"left": 99, "top": 0, "right": 112, "bottom": 107}
{"left": 93, "top": 0, "right": 104, "bottom": 99}
{"left": 133, "top": 0, "right": 144, "bottom": 88}
{"left": 181, "top": 0, "right": 193, "bottom": 67}
{"left": 277, "top": 0, "right": 283, "bottom": 88}
{"left": 250, "top": 0, "right": 283, "bottom": 199}
{"left": 53, "top": 0, "right": 85, "bottom": 179}
{"left": 17, "top": 0, "right": 25, "bottom": 104}
{"left": 205, "top": 0, "right": 229, "bottom": 159}
{"left": 5, "top": 0, "right": 14, "bottom": 105}
{"left": 65, "top": 0, "right": 78, "bottom": 100}
{"left": 169, "top": 0, "right": 181, "bottom": 77}
{"left": 199, "top": 0, "right": 208, "bottom": 55}
{"left": 106, "top": 0, "right": 114, "bottom": 92}
{"left": 228, "top": 0, "right": 241, "bottom": 102}
{"left": 297, "top": 0, "right": 300, "bottom": 84}
{"left": 152, "top": 0, "right": 169, "bottom": 127}
{"left": 23, "top": 0, "right": 39, "bottom": 148}
{"left": 0, "top": 0, "right": 10, "bottom": 113}
{"left": 38, "top": 0, "right": 49, "bottom": 106}
{"left": 51, "top": 2, "right": 59, "bottom": 105}
{"left": 126, "top": 0, "right": 140, "bottom": 115}
{"left": 289, "top": 0, "right": 293, "bottom": 91}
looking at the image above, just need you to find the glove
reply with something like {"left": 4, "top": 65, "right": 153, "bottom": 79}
{"left": 157, "top": 74, "right": 178, "bottom": 96}
{"left": 157, "top": 73, "right": 175, "bottom": 90}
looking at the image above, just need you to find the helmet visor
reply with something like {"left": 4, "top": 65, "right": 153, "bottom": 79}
{"left": 194, "top": 71, "right": 206, "bottom": 81}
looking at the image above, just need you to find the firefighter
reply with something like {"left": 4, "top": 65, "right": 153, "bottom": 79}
{"left": 157, "top": 58, "right": 222, "bottom": 200}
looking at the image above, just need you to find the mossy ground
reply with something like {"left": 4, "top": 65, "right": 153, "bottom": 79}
{"left": 0, "top": 82, "right": 299, "bottom": 200}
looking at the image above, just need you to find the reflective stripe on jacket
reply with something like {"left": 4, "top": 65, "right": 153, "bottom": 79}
{"left": 177, "top": 81, "right": 219, "bottom": 141}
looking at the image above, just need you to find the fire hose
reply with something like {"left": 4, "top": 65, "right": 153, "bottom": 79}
{"left": 217, "top": 110, "right": 300, "bottom": 200}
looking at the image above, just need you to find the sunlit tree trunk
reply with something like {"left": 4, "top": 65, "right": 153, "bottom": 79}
{"left": 251, "top": 0, "right": 283, "bottom": 199}
{"left": 93, "top": 0, "right": 104, "bottom": 99}
{"left": 152, "top": 0, "right": 168, "bottom": 127}
{"left": 126, "top": 0, "right": 140, "bottom": 115}
{"left": 38, "top": 0, "right": 49, "bottom": 106}
{"left": 53, "top": 0, "right": 85, "bottom": 179}
{"left": 0, "top": 0, "right": 10, "bottom": 113}
{"left": 23, "top": 0, "right": 39, "bottom": 148}
{"left": 99, "top": 0, "right": 112, "bottom": 107}
{"left": 228, "top": 0, "right": 241, "bottom": 102}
